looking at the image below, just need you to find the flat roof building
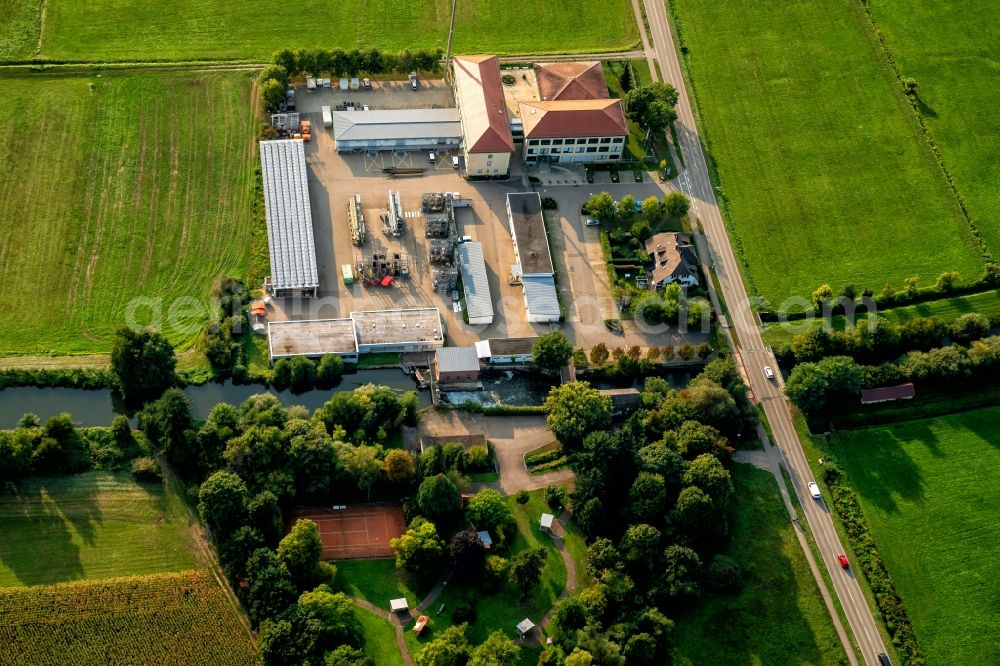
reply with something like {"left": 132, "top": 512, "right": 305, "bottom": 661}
{"left": 457, "top": 242, "right": 494, "bottom": 325}
{"left": 506, "top": 193, "right": 552, "bottom": 276}
{"left": 452, "top": 55, "right": 514, "bottom": 177}
{"left": 259, "top": 140, "right": 319, "bottom": 297}
{"left": 434, "top": 346, "right": 481, "bottom": 390}
{"left": 352, "top": 308, "right": 444, "bottom": 353}
{"left": 267, "top": 319, "right": 359, "bottom": 362}
{"left": 331, "top": 108, "right": 462, "bottom": 152}
{"left": 474, "top": 337, "right": 537, "bottom": 364}
{"left": 522, "top": 276, "right": 561, "bottom": 323}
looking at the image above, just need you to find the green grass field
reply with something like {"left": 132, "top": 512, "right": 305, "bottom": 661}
{"left": 0, "top": 471, "right": 202, "bottom": 587}
{"left": 670, "top": 0, "right": 984, "bottom": 303}
{"left": 0, "top": 0, "right": 42, "bottom": 60}
{"left": 761, "top": 288, "right": 1000, "bottom": 346}
{"left": 0, "top": 70, "right": 257, "bottom": 355}
{"left": 354, "top": 604, "right": 405, "bottom": 666}
{"left": 827, "top": 408, "right": 1000, "bottom": 664}
{"left": 334, "top": 558, "right": 430, "bottom": 610}
{"left": 866, "top": 0, "right": 1000, "bottom": 251}
{"left": 672, "top": 466, "right": 847, "bottom": 665}
{"left": 36, "top": 0, "right": 637, "bottom": 62}
{"left": 0, "top": 570, "right": 258, "bottom": 664}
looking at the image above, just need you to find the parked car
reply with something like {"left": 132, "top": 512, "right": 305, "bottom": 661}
{"left": 428, "top": 151, "right": 435, "bottom": 163}
{"left": 877, "top": 654, "right": 892, "bottom": 666}
{"left": 451, "top": 290, "right": 459, "bottom": 302}
{"left": 837, "top": 553, "right": 850, "bottom": 569}
{"left": 585, "top": 218, "right": 600, "bottom": 227}
{"left": 763, "top": 365, "right": 775, "bottom": 380}
{"left": 807, "top": 481, "right": 822, "bottom": 500}
{"left": 410, "top": 72, "right": 418, "bottom": 90}
{"left": 452, "top": 155, "right": 460, "bottom": 169}
{"left": 458, "top": 235, "right": 473, "bottom": 244}
{"left": 362, "top": 104, "right": 370, "bottom": 111}
{"left": 363, "top": 77, "right": 371, "bottom": 90}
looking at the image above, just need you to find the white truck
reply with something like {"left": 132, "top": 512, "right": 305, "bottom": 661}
{"left": 321, "top": 106, "right": 333, "bottom": 128}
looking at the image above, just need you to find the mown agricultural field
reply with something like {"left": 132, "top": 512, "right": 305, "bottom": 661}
{"left": 0, "top": 70, "right": 257, "bottom": 355}
{"left": 34, "top": 0, "right": 637, "bottom": 62}
{"left": 669, "top": 0, "right": 984, "bottom": 304}
{"left": 0, "top": 570, "right": 258, "bottom": 665}
{"left": 866, "top": 0, "right": 1000, "bottom": 251}
{"left": 672, "top": 466, "right": 846, "bottom": 665}
{"left": 828, "top": 408, "right": 1000, "bottom": 664}
{"left": 0, "top": 471, "right": 201, "bottom": 587}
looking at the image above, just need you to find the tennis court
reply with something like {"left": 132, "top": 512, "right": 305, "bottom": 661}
{"left": 288, "top": 505, "right": 406, "bottom": 560}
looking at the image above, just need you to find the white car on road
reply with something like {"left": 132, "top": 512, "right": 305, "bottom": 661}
{"left": 807, "top": 481, "right": 822, "bottom": 500}
{"left": 763, "top": 365, "right": 775, "bottom": 380}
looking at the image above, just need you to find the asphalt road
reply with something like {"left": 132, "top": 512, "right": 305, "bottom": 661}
{"left": 641, "top": 1, "right": 889, "bottom": 663}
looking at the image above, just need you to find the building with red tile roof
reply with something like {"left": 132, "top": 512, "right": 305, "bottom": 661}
{"left": 533, "top": 61, "right": 609, "bottom": 101}
{"left": 518, "top": 99, "right": 627, "bottom": 164}
{"left": 452, "top": 55, "right": 514, "bottom": 176}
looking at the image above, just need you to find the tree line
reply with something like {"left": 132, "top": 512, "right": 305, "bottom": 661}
{"left": 534, "top": 360, "right": 755, "bottom": 663}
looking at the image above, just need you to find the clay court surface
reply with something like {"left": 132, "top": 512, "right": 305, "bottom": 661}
{"left": 289, "top": 505, "right": 406, "bottom": 560}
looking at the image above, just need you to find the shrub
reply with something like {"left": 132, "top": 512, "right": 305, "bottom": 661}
{"left": 131, "top": 456, "right": 163, "bottom": 482}
{"left": 545, "top": 485, "right": 567, "bottom": 511}
{"left": 466, "top": 445, "right": 491, "bottom": 472}
{"left": 451, "top": 600, "right": 477, "bottom": 624}
{"left": 515, "top": 490, "right": 530, "bottom": 505}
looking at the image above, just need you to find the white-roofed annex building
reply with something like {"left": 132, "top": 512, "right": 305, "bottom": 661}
{"left": 331, "top": 109, "right": 462, "bottom": 153}
{"left": 506, "top": 192, "right": 560, "bottom": 323}
{"left": 456, "top": 242, "right": 494, "bottom": 325}
{"left": 259, "top": 139, "right": 319, "bottom": 298}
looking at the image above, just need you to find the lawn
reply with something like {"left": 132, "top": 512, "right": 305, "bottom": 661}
{"left": 866, "top": 0, "right": 1000, "bottom": 251}
{"left": 672, "top": 466, "right": 847, "bottom": 665}
{"left": 37, "top": 0, "right": 638, "bottom": 62}
{"left": 760, "top": 288, "right": 1000, "bottom": 346}
{"left": 603, "top": 59, "right": 673, "bottom": 169}
{"left": 0, "top": 471, "right": 202, "bottom": 587}
{"left": 826, "top": 408, "right": 1000, "bottom": 664}
{"left": 669, "top": 0, "right": 984, "bottom": 303}
{"left": 0, "top": 0, "right": 42, "bottom": 60}
{"left": 354, "top": 603, "right": 405, "bottom": 666}
{"left": 334, "top": 558, "right": 430, "bottom": 611}
{"left": 0, "top": 70, "right": 258, "bottom": 355}
{"left": 0, "top": 570, "right": 258, "bottom": 664}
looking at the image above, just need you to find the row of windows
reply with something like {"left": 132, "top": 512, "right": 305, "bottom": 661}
{"left": 527, "top": 137, "right": 624, "bottom": 146}
{"left": 527, "top": 145, "right": 621, "bottom": 155}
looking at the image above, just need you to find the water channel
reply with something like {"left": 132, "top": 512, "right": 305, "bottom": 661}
{"left": 0, "top": 369, "right": 429, "bottom": 428}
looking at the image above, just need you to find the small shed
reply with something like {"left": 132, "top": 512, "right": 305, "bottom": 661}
{"left": 477, "top": 531, "right": 493, "bottom": 549}
{"left": 390, "top": 598, "right": 409, "bottom": 613}
{"left": 540, "top": 513, "right": 554, "bottom": 532}
{"left": 860, "top": 383, "right": 915, "bottom": 404}
{"left": 516, "top": 618, "right": 536, "bottom": 638}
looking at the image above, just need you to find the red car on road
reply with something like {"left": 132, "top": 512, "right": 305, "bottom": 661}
{"left": 837, "top": 553, "right": 850, "bottom": 569}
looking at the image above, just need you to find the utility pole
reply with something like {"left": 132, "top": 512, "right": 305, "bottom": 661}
{"left": 444, "top": 0, "right": 458, "bottom": 83}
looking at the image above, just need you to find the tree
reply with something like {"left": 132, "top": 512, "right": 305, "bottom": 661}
{"left": 619, "top": 195, "right": 638, "bottom": 221}
{"left": 811, "top": 284, "right": 833, "bottom": 311}
{"left": 936, "top": 271, "right": 960, "bottom": 292}
{"left": 683, "top": 454, "right": 734, "bottom": 508}
{"left": 339, "top": 444, "right": 383, "bottom": 500}
{"left": 658, "top": 545, "right": 701, "bottom": 600}
{"left": 470, "top": 631, "right": 520, "bottom": 666}
{"left": 259, "top": 64, "right": 289, "bottom": 87}
{"left": 533, "top": 331, "right": 574, "bottom": 373}
{"left": 544, "top": 382, "right": 613, "bottom": 450}
{"left": 585, "top": 538, "right": 620, "bottom": 578}
{"left": 289, "top": 356, "right": 317, "bottom": 393}
{"left": 466, "top": 488, "right": 515, "bottom": 541}
{"left": 706, "top": 554, "right": 743, "bottom": 593}
{"left": 950, "top": 312, "right": 990, "bottom": 345}
{"left": 246, "top": 548, "right": 298, "bottom": 626}
{"left": 671, "top": 485, "right": 715, "bottom": 537}
{"left": 509, "top": 548, "right": 547, "bottom": 601}
{"left": 649, "top": 81, "right": 680, "bottom": 107}
{"left": 316, "top": 354, "right": 345, "bottom": 388}
{"left": 298, "top": 585, "right": 363, "bottom": 648}
{"left": 683, "top": 380, "right": 739, "bottom": 435}
{"left": 545, "top": 484, "right": 568, "bottom": 511}
{"left": 383, "top": 449, "right": 415, "bottom": 484}
{"left": 618, "top": 61, "right": 634, "bottom": 93}
{"left": 589, "top": 343, "right": 610, "bottom": 366}
{"left": 414, "top": 624, "right": 470, "bottom": 666}
{"left": 261, "top": 78, "right": 287, "bottom": 112}
{"left": 565, "top": 649, "right": 594, "bottom": 666}
{"left": 247, "top": 490, "right": 284, "bottom": 546}
{"left": 220, "top": 526, "right": 266, "bottom": 581}
{"left": 390, "top": 517, "right": 446, "bottom": 583}
{"left": 273, "top": 49, "right": 297, "bottom": 73}
{"left": 903, "top": 275, "right": 920, "bottom": 298}
{"left": 198, "top": 471, "right": 248, "bottom": 540}
{"left": 645, "top": 100, "right": 677, "bottom": 132}
{"left": 289, "top": 421, "right": 339, "bottom": 501}
{"left": 585, "top": 192, "right": 617, "bottom": 222}
{"left": 784, "top": 356, "right": 862, "bottom": 414}
{"left": 270, "top": 358, "right": 292, "bottom": 391}
{"left": 449, "top": 530, "right": 486, "bottom": 583}
{"left": 258, "top": 611, "right": 320, "bottom": 666}
{"left": 628, "top": 472, "right": 668, "bottom": 524}
{"left": 621, "top": 524, "right": 662, "bottom": 567}
{"left": 110, "top": 327, "right": 176, "bottom": 407}
{"left": 641, "top": 196, "right": 662, "bottom": 226}
{"left": 417, "top": 474, "right": 460, "bottom": 526}
{"left": 663, "top": 191, "right": 690, "bottom": 219}
{"left": 278, "top": 519, "right": 327, "bottom": 591}
{"left": 326, "top": 646, "right": 373, "bottom": 666}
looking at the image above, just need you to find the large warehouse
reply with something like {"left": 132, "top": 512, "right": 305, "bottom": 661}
{"left": 331, "top": 109, "right": 462, "bottom": 152}
{"left": 506, "top": 193, "right": 560, "bottom": 323}
{"left": 259, "top": 139, "right": 319, "bottom": 298}
{"left": 457, "top": 242, "right": 494, "bottom": 325}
